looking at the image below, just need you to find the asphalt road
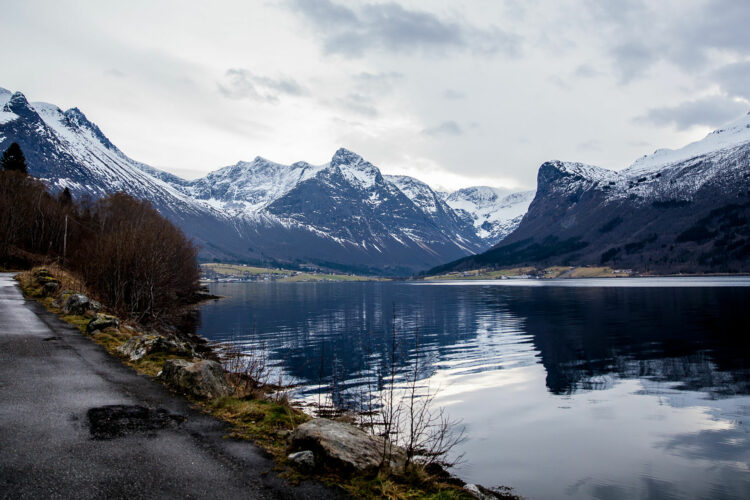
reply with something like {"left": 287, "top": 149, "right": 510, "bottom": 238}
{"left": 0, "top": 273, "right": 342, "bottom": 499}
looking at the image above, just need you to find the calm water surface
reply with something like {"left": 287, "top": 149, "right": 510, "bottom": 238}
{"left": 197, "top": 278, "right": 750, "bottom": 499}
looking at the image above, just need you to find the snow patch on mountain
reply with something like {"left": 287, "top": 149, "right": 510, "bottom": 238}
{"left": 385, "top": 174, "right": 444, "bottom": 215}
{"left": 331, "top": 148, "right": 381, "bottom": 190}
{"left": 0, "top": 89, "right": 21, "bottom": 132}
{"left": 184, "top": 157, "right": 324, "bottom": 213}
{"left": 443, "top": 186, "right": 536, "bottom": 243}
{"left": 627, "top": 111, "right": 750, "bottom": 175}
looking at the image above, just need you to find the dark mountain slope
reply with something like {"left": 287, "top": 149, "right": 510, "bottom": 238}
{"left": 428, "top": 113, "right": 750, "bottom": 275}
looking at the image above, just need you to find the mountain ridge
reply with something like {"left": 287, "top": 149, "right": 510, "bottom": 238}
{"left": 428, "top": 111, "right": 750, "bottom": 275}
{"left": 0, "top": 87, "right": 531, "bottom": 275}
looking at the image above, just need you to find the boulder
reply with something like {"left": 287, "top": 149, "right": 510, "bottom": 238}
{"left": 33, "top": 268, "right": 57, "bottom": 286}
{"left": 288, "top": 450, "right": 315, "bottom": 469}
{"left": 158, "top": 359, "right": 231, "bottom": 399}
{"left": 62, "top": 293, "right": 90, "bottom": 315}
{"left": 87, "top": 314, "right": 120, "bottom": 334}
{"left": 290, "top": 418, "right": 406, "bottom": 474}
{"left": 33, "top": 268, "right": 53, "bottom": 279}
{"left": 117, "top": 334, "right": 194, "bottom": 362}
{"left": 464, "top": 484, "right": 502, "bottom": 500}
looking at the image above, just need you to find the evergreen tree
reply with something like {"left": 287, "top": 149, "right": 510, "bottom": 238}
{"left": 1, "top": 142, "right": 28, "bottom": 174}
{"left": 59, "top": 187, "right": 73, "bottom": 205}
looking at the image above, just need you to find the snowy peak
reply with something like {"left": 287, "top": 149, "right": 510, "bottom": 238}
{"left": 385, "top": 175, "right": 444, "bottom": 215}
{"left": 626, "top": 110, "right": 750, "bottom": 175}
{"left": 538, "top": 160, "right": 619, "bottom": 186}
{"left": 329, "top": 147, "right": 382, "bottom": 190}
{"left": 444, "top": 185, "right": 535, "bottom": 243}
{"left": 330, "top": 147, "right": 365, "bottom": 167}
{"left": 62, "top": 107, "right": 120, "bottom": 153}
{"left": 0, "top": 88, "right": 19, "bottom": 126}
{"left": 445, "top": 186, "right": 507, "bottom": 205}
{"left": 0, "top": 85, "right": 540, "bottom": 274}
{"left": 185, "top": 156, "right": 323, "bottom": 211}
{"left": 3, "top": 92, "right": 41, "bottom": 125}
{"left": 4, "top": 91, "right": 30, "bottom": 111}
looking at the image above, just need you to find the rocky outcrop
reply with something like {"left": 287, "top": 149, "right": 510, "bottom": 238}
{"left": 62, "top": 293, "right": 91, "bottom": 315}
{"left": 464, "top": 484, "right": 503, "bottom": 500}
{"left": 290, "top": 418, "right": 406, "bottom": 474}
{"left": 117, "top": 334, "right": 194, "bottom": 362}
{"left": 87, "top": 313, "right": 119, "bottom": 334}
{"left": 158, "top": 359, "right": 231, "bottom": 399}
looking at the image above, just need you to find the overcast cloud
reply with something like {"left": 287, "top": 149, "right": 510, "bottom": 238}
{"left": 0, "top": 0, "right": 748, "bottom": 190}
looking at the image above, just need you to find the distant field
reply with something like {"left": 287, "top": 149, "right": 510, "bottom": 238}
{"left": 426, "top": 265, "right": 632, "bottom": 280}
{"left": 200, "top": 263, "right": 382, "bottom": 282}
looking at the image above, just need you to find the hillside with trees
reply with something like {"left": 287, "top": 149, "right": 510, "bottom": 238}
{"left": 0, "top": 142, "right": 200, "bottom": 324}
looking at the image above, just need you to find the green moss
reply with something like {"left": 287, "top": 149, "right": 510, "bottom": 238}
{"left": 61, "top": 314, "right": 90, "bottom": 334}
{"left": 205, "top": 396, "right": 309, "bottom": 458}
{"left": 90, "top": 330, "right": 130, "bottom": 353}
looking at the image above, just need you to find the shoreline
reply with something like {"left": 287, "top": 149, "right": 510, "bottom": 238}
{"left": 14, "top": 266, "right": 512, "bottom": 499}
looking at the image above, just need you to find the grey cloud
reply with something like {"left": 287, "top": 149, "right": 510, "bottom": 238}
{"left": 352, "top": 71, "right": 404, "bottom": 95}
{"left": 637, "top": 95, "right": 747, "bottom": 131}
{"left": 673, "top": 0, "right": 750, "bottom": 66}
{"left": 714, "top": 61, "right": 750, "bottom": 101}
{"left": 286, "top": 0, "right": 521, "bottom": 58}
{"left": 218, "top": 69, "right": 308, "bottom": 103}
{"left": 423, "top": 120, "right": 463, "bottom": 136}
{"left": 573, "top": 64, "right": 601, "bottom": 78}
{"left": 611, "top": 42, "right": 658, "bottom": 84}
{"left": 586, "top": 0, "right": 750, "bottom": 84}
{"left": 443, "top": 89, "right": 466, "bottom": 100}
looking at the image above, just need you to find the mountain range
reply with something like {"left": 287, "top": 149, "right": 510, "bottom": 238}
{"left": 0, "top": 87, "right": 532, "bottom": 275}
{"left": 429, "top": 111, "right": 750, "bottom": 275}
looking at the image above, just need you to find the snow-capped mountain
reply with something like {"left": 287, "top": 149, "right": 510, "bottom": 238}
{"left": 442, "top": 186, "right": 535, "bottom": 244}
{"left": 0, "top": 87, "right": 529, "bottom": 275}
{"left": 430, "top": 111, "right": 750, "bottom": 275}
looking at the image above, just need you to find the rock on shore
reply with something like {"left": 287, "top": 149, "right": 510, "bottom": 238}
{"left": 290, "top": 418, "right": 406, "bottom": 474}
{"left": 158, "top": 359, "right": 231, "bottom": 399}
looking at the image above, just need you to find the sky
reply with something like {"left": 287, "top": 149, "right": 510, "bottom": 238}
{"left": 1, "top": 0, "right": 749, "bottom": 191}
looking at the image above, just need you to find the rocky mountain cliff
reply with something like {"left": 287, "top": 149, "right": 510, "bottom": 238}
{"left": 0, "top": 87, "right": 529, "bottom": 275}
{"left": 429, "top": 112, "right": 750, "bottom": 275}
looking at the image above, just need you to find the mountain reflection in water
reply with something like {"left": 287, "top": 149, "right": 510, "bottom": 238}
{"left": 197, "top": 280, "right": 750, "bottom": 499}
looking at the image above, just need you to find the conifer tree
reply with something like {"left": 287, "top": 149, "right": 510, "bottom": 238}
{"left": 1, "top": 142, "right": 28, "bottom": 174}
{"left": 59, "top": 187, "right": 73, "bottom": 205}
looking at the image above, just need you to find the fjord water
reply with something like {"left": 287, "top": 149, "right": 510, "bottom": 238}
{"left": 197, "top": 279, "right": 750, "bottom": 499}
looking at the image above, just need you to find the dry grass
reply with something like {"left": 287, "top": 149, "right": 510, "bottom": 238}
{"left": 201, "top": 263, "right": 382, "bottom": 282}
{"left": 426, "top": 265, "right": 630, "bottom": 281}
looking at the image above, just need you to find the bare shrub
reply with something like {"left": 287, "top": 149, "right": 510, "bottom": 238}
{"left": 0, "top": 169, "right": 201, "bottom": 324}
{"left": 214, "top": 336, "right": 272, "bottom": 398}
{"left": 73, "top": 193, "right": 200, "bottom": 323}
{"left": 399, "top": 325, "right": 465, "bottom": 471}
{"left": 315, "top": 306, "right": 465, "bottom": 474}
